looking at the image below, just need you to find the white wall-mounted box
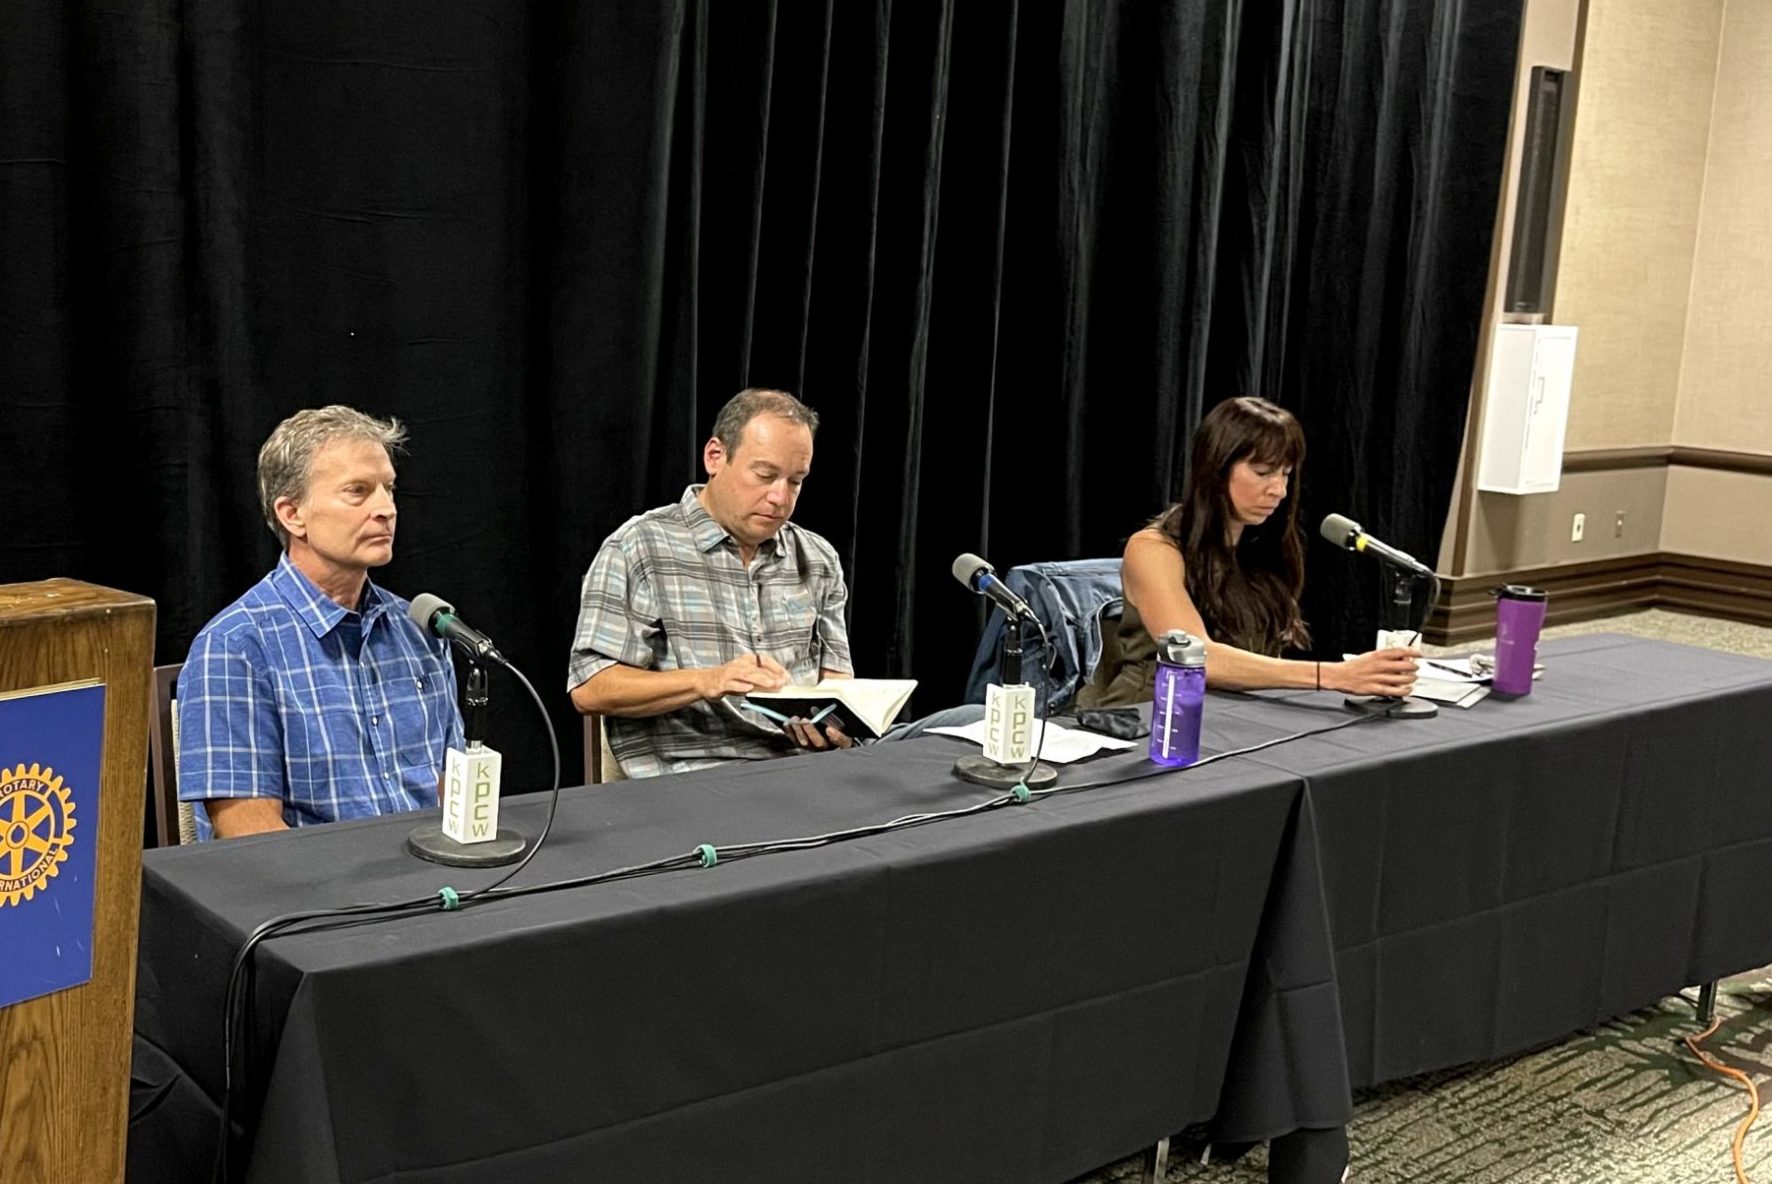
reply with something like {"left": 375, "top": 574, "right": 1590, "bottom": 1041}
{"left": 1477, "top": 323, "right": 1578, "bottom": 495}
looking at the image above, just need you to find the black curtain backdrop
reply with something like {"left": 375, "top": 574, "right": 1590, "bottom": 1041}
{"left": 1, "top": 1, "right": 1521, "bottom": 792}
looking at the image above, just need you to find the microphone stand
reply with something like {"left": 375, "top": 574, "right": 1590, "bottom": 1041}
{"left": 954, "top": 615, "right": 1059, "bottom": 789}
{"left": 407, "top": 655, "right": 531, "bottom": 866}
{"left": 1345, "top": 563, "right": 1439, "bottom": 720}
{"left": 1001, "top": 614, "right": 1023, "bottom": 684}
{"left": 465, "top": 659, "right": 489, "bottom": 744}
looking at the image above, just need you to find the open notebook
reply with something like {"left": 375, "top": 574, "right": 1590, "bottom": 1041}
{"left": 745, "top": 679, "right": 918, "bottom": 741}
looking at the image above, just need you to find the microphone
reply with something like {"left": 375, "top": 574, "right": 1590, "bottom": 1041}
{"left": 949, "top": 553, "right": 1056, "bottom": 792}
{"left": 951, "top": 553, "right": 1037, "bottom": 622}
{"left": 403, "top": 592, "right": 527, "bottom": 868}
{"left": 1318, "top": 514, "right": 1434, "bottom": 577}
{"left": 1319, "top": 514, "right": 1440, "bottom": 721}
{"left": 409, "top": 593, "right": 503, "bottom": 663}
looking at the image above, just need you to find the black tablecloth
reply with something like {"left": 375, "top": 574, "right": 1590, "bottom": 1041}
{"left": 131, "top": 731, "right": 1319, "bottom": 1184}
{"left": 128, "top": 636, "right": 1772, "bottom": 1183}
{"left": 1208, "top": 634, "right": 1772, "bottom": 1130}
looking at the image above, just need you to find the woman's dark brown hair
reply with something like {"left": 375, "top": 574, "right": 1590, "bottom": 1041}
{"left": 1153, "top": 396, "right": 1310, "bottom": 654}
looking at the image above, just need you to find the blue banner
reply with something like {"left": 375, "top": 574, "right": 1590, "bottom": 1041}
{"left": 0, "top": 682, "right": 105, "bottom": 1010}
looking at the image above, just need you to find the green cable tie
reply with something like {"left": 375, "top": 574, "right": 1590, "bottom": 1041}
{"left": 437, "top": 886, "right": 461, "bottom": 911}
{"left": 1010, "top": 784, "right": 1031, "bottom": 804}
{"left": 696, "top": 843, "right": 719, "bottom": 868}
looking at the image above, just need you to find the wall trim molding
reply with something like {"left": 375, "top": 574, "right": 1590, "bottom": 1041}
{"left": 1559, "top": 446, "right": 1666, "bottom": 472}
{"left": 1561, "top": 446, "right": 1772, "bottom": 476}
{"left": 1426, "top": 551, "right": 1772, "bottom": 644}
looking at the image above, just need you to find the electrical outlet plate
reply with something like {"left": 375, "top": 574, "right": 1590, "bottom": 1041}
{"left": 1572, "top": 512, "right": 1585, "bottom": 543}
{"left": 1615, "top": 512, "right": 1625, "bottom": 538}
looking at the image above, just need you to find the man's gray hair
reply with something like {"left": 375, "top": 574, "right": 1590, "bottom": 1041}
{"left": 256, "top": 405, "right": 408, "bottom": 547}
{"left": 711, "top": 388, "right": 820, "bottom": 453}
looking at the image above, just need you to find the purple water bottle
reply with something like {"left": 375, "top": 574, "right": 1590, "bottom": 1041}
{"left": 1492, "top": 585, "right": 1548, "bottom": 697}
{"left": 1150, "top": 630, "right": 1207, "bottom": 767}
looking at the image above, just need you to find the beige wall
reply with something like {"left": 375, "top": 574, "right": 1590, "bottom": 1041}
{"left": 1555, "top": 0, "right": 1724, "bottom": 450}
{"left": 1443, "top": 0, "right": 1581, "bottom": 569}
{"left": 1661, "top": 468, "right": 1772, "bottom": 561}
{"left": 1673, "top": 1, "right": 1772, "bottom": 457}
{"left": 1440, "top": 0, "right": 1582, "bottom": 575}
{"left": 1469, "top": 467, "right": 1666, "bottom": 572}
{"left": 1446, "top": 0, "right": 1772, "bottom": 576}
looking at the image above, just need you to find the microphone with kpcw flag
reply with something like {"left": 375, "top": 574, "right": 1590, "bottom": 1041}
{"left": 404, "top": 594, "right": 530, "bottom": 866}
{"left": 1319, "top": 513, "right": 1441, "bottom": 720}
{"left": 951, "top": 554, "right": 1057, "bottom": 790}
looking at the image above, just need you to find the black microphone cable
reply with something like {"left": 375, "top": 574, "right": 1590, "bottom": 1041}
{"left": 212, "top": 653, "right": 561, "bottom": 1184}
{"left": 209, "top": 684, "right": 1379, "bottom": 1181}
{"left": 480, "top": 708, "right": 1386, "bottom": 882}
{"left": 457, "top": 656, "right": 563, "bottom": 895}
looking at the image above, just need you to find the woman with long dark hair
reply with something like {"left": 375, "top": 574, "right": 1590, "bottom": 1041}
{"left": 1079, "top": 396, "right": 1417, "bottom": 704}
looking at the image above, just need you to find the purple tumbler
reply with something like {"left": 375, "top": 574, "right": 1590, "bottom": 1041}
{"left": 1492, "top": 585, "right": 1548, "bottom": 697}
{"left": 1150, "top": 630, "right": 1207, "bottom": 767}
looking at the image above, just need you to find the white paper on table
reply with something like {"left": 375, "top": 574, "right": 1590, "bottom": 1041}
{"left": 1417, "top": 656, "right": 1485, "bottom": 682}
{"left": 1414, "top": 653, "right": 1544, "bottom": 685}
{"left": 928, "top": 718, "right": 1137, "bottom": 764}
{"left": 1409, "top": 678, "right": 1492, "bottom": 708}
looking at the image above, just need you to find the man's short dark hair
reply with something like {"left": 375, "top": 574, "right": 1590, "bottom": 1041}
{"left": 711, "top": 388, "right": 820, "bottom": 453}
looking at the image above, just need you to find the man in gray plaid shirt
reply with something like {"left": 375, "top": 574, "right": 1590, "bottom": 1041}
{"left": 568, "top": 389, "right": 857, "bottom": 777}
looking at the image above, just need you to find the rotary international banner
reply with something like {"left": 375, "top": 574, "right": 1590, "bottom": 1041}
{"left": 0, "top": 681, "right": 105, "bottom": 1010}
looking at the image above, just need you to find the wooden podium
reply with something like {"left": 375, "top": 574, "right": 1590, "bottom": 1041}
{"left": 0, "top": 581, "right": 154, "bottom": 1184}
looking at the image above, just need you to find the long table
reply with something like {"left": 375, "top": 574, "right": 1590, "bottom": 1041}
{"left": 127, "top": 636, "right": 1772, "bottom": 1183}
{"left": 1201, "top": 634, "right": 1772, "bottom": 1138}
{"left": 129, "top": 719, "right": 1320, "bottom": 1182}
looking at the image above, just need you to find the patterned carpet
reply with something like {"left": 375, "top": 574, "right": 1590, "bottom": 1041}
{"left": 1075, "top": 610, "right": 1772, "bottom": 1184}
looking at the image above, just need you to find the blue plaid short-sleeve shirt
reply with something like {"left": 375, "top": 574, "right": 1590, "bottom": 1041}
{"left": 177, "top": 554, "right": 465, "bottom": 838}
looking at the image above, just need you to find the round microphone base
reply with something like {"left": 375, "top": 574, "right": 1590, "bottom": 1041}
{"left": 952, "top": 755, "right": 1059, "bottom": 790}
{"left": 406, "top": 823, "right": 528, "bottom": 867}
{"left": 1344, "top": 694, "right": 1439, "bottom": 720}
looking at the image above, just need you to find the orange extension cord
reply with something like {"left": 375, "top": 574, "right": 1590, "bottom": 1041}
{"left": 1684, "top": 1012, "right": 1762, "bottom": 1184}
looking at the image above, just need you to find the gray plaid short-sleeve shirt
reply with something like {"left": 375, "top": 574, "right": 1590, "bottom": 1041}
{"left": 568, "top": 485, "right": 853, "bottom": 777}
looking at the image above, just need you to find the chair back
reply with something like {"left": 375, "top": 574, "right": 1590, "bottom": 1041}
{"left": 148, "top": 664, "right": 198, "bottom": 846}
{"left": 581, "top": 713, "right": 627, "bottom": 784}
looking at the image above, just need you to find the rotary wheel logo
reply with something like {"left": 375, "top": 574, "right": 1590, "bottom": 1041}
{"left": 0, "top": 763, "right": 77, "bottom": 907}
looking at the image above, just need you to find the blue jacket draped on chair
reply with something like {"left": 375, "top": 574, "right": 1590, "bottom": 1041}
{"left": 961, "top": 558, "right": 1124, "bottom": 714}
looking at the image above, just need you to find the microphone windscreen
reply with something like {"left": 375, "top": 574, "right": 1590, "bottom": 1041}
{"left": 407, "top": 592, "right": 454, "bottom": 631}
{"left": 1319, "top": 513, "right": 1362, "bottom": 549}
{"left": 951, "top": 552, "right": 992, "bottom": 589}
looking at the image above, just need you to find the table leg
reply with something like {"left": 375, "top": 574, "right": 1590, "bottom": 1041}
{"left": 1696, "top": 980, "right": 1718, "bottom": 1024}
{"left": 1142, "top": 1137, "right": 1170, "bottom": 1184}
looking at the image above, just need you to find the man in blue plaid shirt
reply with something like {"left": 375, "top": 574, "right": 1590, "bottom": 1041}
{"left": 569, "top": 389, "right": 857, "bottom": 777}
{"left": 177, "top": 406, "right": 464, "bottom": 838}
